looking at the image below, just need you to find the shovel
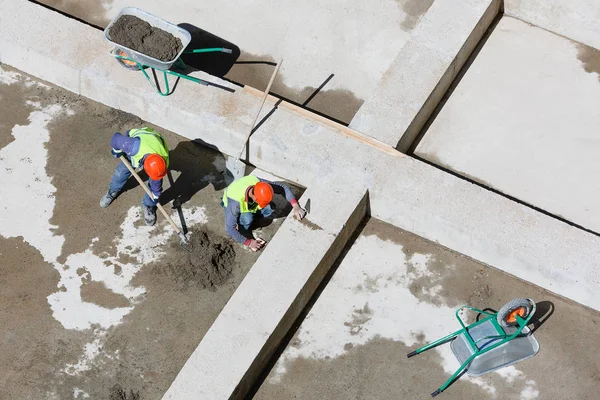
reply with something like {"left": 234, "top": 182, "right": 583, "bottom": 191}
{"left": 119, "top": 156, "right": 192, "bottom": 252}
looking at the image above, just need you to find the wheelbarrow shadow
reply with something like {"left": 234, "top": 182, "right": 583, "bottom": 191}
{"left": 176, "top": 23, "right": 241, "bottom": 78}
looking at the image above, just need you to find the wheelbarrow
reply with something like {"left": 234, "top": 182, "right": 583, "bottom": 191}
{"left": 407, "top": 298, "right": 539, "bottom": 397}
{"left": 104, "top": 7, "right": 233, "bottom": 96}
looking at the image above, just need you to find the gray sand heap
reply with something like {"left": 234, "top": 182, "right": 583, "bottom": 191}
{"left": 109, "top": 15, "right": 183, "bottom": 62}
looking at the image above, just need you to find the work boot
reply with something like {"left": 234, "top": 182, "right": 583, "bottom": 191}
{"left": 143, "top": 205, "right": 157, "bottom": 226}
{"left": 99, "top": 191, "right": 119, "bottom": 208}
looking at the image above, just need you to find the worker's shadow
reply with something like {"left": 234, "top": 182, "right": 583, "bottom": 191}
{"left": 120, "top": 141, "right": 227, "bottom": 206}
{"left": 250, "top": 183, "right": 302, "bottom": 230}
{"left": 161, "top": 141, "right": 227, "bottom": 206}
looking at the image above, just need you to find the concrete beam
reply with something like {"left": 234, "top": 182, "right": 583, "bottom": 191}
{"left": 162, "top": 172, "right": 369, "bottom": 400}
{"left": 2, "top": 0, "right": 599, "bottom": 316}
{"left": 505, "top": 0, "right": 600, "bottom": 50}
{"left": 349, "top": 0, "right": 501, "bottom": 151}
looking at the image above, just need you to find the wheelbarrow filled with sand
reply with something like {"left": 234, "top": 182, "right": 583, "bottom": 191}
{"left": 104, "top": 7, "right": 233, "bottom": 96}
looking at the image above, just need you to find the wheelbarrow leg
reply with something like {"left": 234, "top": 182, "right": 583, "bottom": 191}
{"left": 407, "top": 327, "right": 465, "bottom": 358}
{"left": 431, "top": 352, "right": 478, "bottom": 397}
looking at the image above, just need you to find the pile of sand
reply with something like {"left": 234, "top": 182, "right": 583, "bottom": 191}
{"left": 109, "top": 15, "right": 183, "bottom": 62}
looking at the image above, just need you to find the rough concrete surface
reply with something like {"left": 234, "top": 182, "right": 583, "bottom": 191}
{"left": 163, "top": 171, "right": 369, "bottom": 400}
{"left": 256, "top": 218, "right": 600, "bottom": 400}
{"left": 0, "top": 65, "right": 297, "bottom": 399}
{"left": 415, "top": 16, "right": 600, "bottom": 234}
{"left": 505, "top": 0, "right": 600, "bottom": 50}
{"left": 37, "top": 0, "right": 435, "bottom": 123}
{"left": 349, "top": 0, "right": 500, "bottom": 148}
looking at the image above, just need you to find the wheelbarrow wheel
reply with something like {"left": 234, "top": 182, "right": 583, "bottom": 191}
{"left": 114, "top": 49, "right": 145, "bottom": 71}
{"left": 497, "top": 298, "right": 533, "bottom": 328}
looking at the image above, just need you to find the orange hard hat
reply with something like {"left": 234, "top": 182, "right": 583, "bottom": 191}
{"left": 254, "top": 182, "right": 274, "bottom": 208}
{"left": 144, "top": 154, "right": 167, "bottom": 180}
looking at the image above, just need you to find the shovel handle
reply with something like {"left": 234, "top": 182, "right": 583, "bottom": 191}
{"left": 236, "top": 60, "right": 282, "bottom": 161}
{"left": 119, "top": 156, "right": 183, "bottom": 235}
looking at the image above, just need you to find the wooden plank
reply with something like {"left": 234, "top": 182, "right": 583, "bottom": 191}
{"left": 242, "top": 85, "right": 403, "bottom": 158}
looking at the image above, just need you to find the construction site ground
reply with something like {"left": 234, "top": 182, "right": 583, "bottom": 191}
{"left": 415, "top": 16, "right": 600, "bottom": 234}
{"left": 37, "top": 0, "right": 435, "bottom": 124}
{"left": 255, "top": 218, "right": 600, "bottom": 400}
{"left": 2, "top": 1, "right": 600, "bottom": 399}
{"left": 0, "top": 65, "right": 299, "bottom": 399}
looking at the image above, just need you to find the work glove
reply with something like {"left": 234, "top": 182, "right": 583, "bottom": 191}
{"left": 111, "top": 148, "right": 123, "bottom": 158}
{"left": 249, "top": 238, "right": 266, "bottom": 252}
{"left": 292, "top": 203, "right": 306, "bottom": 221}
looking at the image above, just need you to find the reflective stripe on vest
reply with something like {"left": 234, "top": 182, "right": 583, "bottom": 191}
{"left": 222, "top": 175, "right": 262, "bottom": 213}
{"left": 129, "top": 128, "right": 170, "bottom": 169}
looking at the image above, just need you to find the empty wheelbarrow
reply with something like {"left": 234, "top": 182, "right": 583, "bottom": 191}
{"left": 407, "top": 298, "right": 539, "bottom": 397}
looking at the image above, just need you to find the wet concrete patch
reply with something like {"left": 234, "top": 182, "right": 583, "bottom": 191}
{"left": 577, "top": 43, "right": 600, "bottom": 83}
{"left": 0, "top": 65, "right": 295, "bottom": 399}
{"left": 361, "top": 218, "right": 468, "bottom": 307}
{"left": 0, "top": 236, "right": 87, "bottom": 399}
{"left": 45, "top": 95, "right": 144, "bottom": 262}
{"left": 398, "top": 0, "right": 435, "bottom": 30}
{"left": 300, "top": 217, "right": 323, "bottom": 231}
{"left": 38, "top": 0, "right": 112, "bottom": 27}
{"left": 224, "top": 52, "right": 363, "bottom": 124}
{"left": 80, "top": 281, "right": 131, "bottom": 309}
{"left": 257, "top": 338, "right": 496, "bottom": 400}
{"left": 257, "top": 218, "right": 600, "bottom": 399}
{"left": 0, "top": 70, "right": 40, "bottom": 150}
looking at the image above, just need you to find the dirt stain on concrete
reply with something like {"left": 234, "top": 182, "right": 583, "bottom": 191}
{"left": 0, "top": 236, "right": 87, "bottom": 399}
{"left": 45, "top": 96, "right": 145, "bottom": 262}
{"left": 361, "top": 218, "right": 466, "bottom": 307}
{"left": 80, "top": 281, "right": 130, "bottom": 309}
{"left": 300, "top": 217, "right": 323, "bottom": 231}
{"left": 576, "top": 43, "right": 600, "bottom": 83}
{"left": 0, "top": 71, "right": 39, "bottom": 150}
{"left": 1, "top": 65, "right": 295, "bottom": 399}
{"left": 398, "top": 0, "right": 435, "bottom": 30}
{"left": 256, "top": 338, "right": 497, "bottom": 400}
{"left": 224, "top": 52, "right": 363, "bottom": 124}
{"left": 38, "top": 0, "right": 112, "bottom": 27}
{"left": 257, "top": 218, "right": 600, "bottom": 399}
{"left": 343, "top": 303, "right": 373, "bottom": 335}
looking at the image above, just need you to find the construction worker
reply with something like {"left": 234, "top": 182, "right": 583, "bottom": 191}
{"left": 222, "top": 175, "right": 304, "bottom": 251}
{"left": 100, "top": 127, "right": 169, "bottom": 226}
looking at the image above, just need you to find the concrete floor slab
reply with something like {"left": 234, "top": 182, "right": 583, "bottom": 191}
{"left": 506, "top": 0, "right": 600, "bottom": 50}
{"left": 256, "top": 218, "right": 600, "bottom": 400}
{"left": 37, "top": 0, "right": 435, "bottom": 123}
{"left": 0, "top": 65, "right": 296, "bottom": 399}
{"left": 163, "top": 171, "right": 368, "bottom": 400}
{"left": 349, "top": 0, "right": 500, "bottom": 149}
{"left": 415, "top": 16, "right": 600, "bottom": 234}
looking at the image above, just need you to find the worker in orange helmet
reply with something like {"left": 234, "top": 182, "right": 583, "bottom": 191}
{"left": 222, "top": 175, "right": 305, "bottom": 251}
{"left": 100, "top": 127, "right": 169, "bottom": 226}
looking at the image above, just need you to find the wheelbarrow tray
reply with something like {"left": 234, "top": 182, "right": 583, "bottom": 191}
{"left": 450, "top": 320, "right": 539, "bottom": 376}
{"left": 104, "top": 7, "right": 191, "bottom": 70}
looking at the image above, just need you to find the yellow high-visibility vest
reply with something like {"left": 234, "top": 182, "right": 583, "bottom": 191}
{"left": 129, "top": 127, "right": 170, "bottom": 169}
{"left": 222, "top": 175, "right": 262, "bottom": 213}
